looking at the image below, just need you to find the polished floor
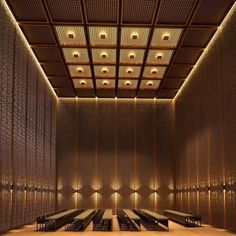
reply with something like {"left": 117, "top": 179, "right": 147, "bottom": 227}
{"left": 4, "top": 216, "right": 235, "bottom": 236}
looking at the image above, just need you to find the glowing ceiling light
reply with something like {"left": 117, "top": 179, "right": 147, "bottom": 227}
{"left": 125, "top": 80, "right": 131, "bottom": 86}
{"left": 129, "top": 52, "right": 135, "bottom": 59}
{"left": 156, "top": 53, "right": 163, "bottom": 59}
{"left": 131, "top": 32, "right": 139, "bottom": 40}
{"left": 101, "top": 51, "right": 108, "bottom": 59}
{"left": 147, "top": 81, "right": 154, "bottom": 86}
{"left": 99, "top": 32, "right": 107, "bottom": 39}
{"left": 73, "top": 51, "right": 79, "bottom": 58}
{"left": 162, "top": 34, "right": 170, "bottom": 41}
{"left": 127, "top": 68, "right": 133, "bottom": 74}
{"left": 102, "top": 67, "right": 108, "bottom": 73}
{"left": 77, "top": 67, "right": 83, "bottom": 73}
{"left": 103, "top": 80, "right": 109, "bottom": 86}
{"left": 80, "top": 80, "right": 86, "bottom": 85}
{"left": 67, "top": 32, "right": 75, "bottom": 38}
{"left": 151, "top": 68, "right": 158, "bottom": 75}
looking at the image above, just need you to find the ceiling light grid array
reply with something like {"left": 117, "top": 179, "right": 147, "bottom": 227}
{"left": 6, "top": 0, "right": 235, "bottom": 98}
{"left": 55, "top": 25, "right": 182, "bottom": 91}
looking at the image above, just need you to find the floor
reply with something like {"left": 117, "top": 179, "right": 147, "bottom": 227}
{"left": 3, "top": 216, "right": 235, "bottom": 236}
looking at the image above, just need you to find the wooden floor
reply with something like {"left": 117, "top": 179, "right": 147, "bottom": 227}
{"left": 4, "top": 216, "right": 235, "bottom": 236}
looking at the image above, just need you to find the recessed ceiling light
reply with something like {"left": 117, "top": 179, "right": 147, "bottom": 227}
{"left": 127, "top": 68, "right": 133, "bottom": 74}
{"left": 102, "top": 67, "right": 108, "bottom": 73}
{"left": 131, "top": 32, "right": 139, "bottom": 40}
{"left": 147, "top": 81, "right": 153, "bottom": 86}
{"left": 151, "top": 68, "right": 158, "bottom": 75}
{"left": 101, "top": 51, "right": 108, "bottom": 59}
{"left": 125, "top": 80, "right": 131, "bottom": 86}
{"left": 129, "top": 53, "right": 135, "bottom": 59}
{"left": 103, "top": 80, "right": 109, "bottom": 85}
{"left": 156, "top": 53, "right": 163, "bottom": 59}
{"left": 99, "top": 32, "right": 107, "bottom": 39}
{"left": 162, "top": 34, "right": 170, "bottom": 41}
{"left": 73, "top": 52, "right": 79, "bottom": 58}
{"left": 77, "top": 67, "right": 83, "bottom": 73}
{"left": 80, "top": 80, "right": 86, "bottom": 85}
{"left": 67, "top": 32, "right": 75, "bottom": 38}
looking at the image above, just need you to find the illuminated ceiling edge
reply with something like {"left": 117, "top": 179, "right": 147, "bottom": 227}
{"left": 173, "top": 2, "right": 236, "bottom": 102}
{"left": 2, "top": 0, "right": 58, "bottom": 99}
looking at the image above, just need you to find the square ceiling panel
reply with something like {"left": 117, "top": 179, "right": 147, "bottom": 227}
{"left": 63, "top": 48, "right": 89, "bottom": 63}
{"left": 118, "top": 79, "right": 138, "bottom": 89}
{"left": 85, "top": 0, "right": 117, "bottom": 23}
{"left": 122, "top": 0, "right": 156, "bottom": 24}
{"left": 73, "top": 79, "right": 93, "bottom": 89}
{"left": 173, "top": 48, "right": 203, "bottom": 64}
{"left": 46, "top": 0, "right": 82, "bottom": 22}
{"left": 166, "top": 64, "right": 193, "bottom": 78}
{"left": 182, "top": 28, "right": 217, "bottom": 47}
{"left": 41, "top": 62, "right": 67, "bottom": 76}
{"left": 161, "top": 78, "right": 185, "bottom": 89}
{"left": 96, "top": 79, "right": 115, "bottom": 89}
{"left": 120, "top": 49, "right": 145, "bottom": 64}
{"left": 49, "top": 76, "right": 72, "bottom": 88}
{"left": 89, "top": 27, "right": 117, "bottom": 47}
{"left": 119, "top": 66, "right": 141, "bottom": 78}
{"left": 151, "top": 28, "right": 183, "bottom": 48}
{"left": 157, "top": 89, "right": 178, "bottom": 98}
{"left": 55, "top": 26, "right": 86, "bottom": 46}
{"left": 33, "top": 47, "right": 62, "bottom": 62}
{"left": 140, "top": 79, "right": 161, "bottom": 89}
{"left": 92, "top": 49, "right": 116, "bottom": 64}
{"left": 54, "top": 88, "right": 75, "bottom": 97}
{"left": 68, "top": 65, "right": 91, "bottom": 78}
{"left": 143, "top": 66, "right": 167, "bottom": 79}
{"left": 137, "top": 89, "right": 157, "bottom": 98}
{"left": 156, "top": 0, "right": 195, "bottom": 25}
{"left": 21, "top": 25, "right": 56, "bottom": 45}
{"left": 191, "top": 0, "right": 235, "bottom": 26}
{"left": 94, "top": 66, "right": 116, "bottom": 78}
{"left": 7, "top": 0, "right": 47, "bottom": 22}
{"left": 121, "top": 27, "right": 150, "bottom": 47}
{"left": 146, "top": 49, "right": 174, "bottom": 65}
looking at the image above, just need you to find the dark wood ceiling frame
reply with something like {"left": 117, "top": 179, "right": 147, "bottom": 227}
{"left": 80, "top": 0, "right": 96, "bottom": 97}
{"left": 115, "top": 0, "right": 123, "bottom": 97}
{"left": 135, "top": 0, "right": 161, "bottom": 97}
{"left": 41, "top": 0, "right": 76, "bottom": 95}
{"left": 156, "top": 0, "right": 201, "bottom": 97}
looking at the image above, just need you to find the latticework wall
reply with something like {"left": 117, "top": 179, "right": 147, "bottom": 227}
{"left": 174, "top": 5, "right": 236, "bottom": 232}
{"left": 0, "top": 1, "right": 57, "bottom": 233}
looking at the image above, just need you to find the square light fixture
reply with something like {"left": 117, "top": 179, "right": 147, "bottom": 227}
{"left": 131, "top": 32, "right": 139, "bottom": 40}
{"left": 140, "top": 80, "right": 161, "bottom": 89}
{"left": 68, "top": 65, "right": 91, "bottom": 77}
{"left": 119, "top": 66, "right": 141, "bottom": 78}
{"left": 102, "top": 67, "right": 108, "bottom": 74}
{"left": 127, "top": 68, "right": 133, "bottom": 74}
{"left": 92, "top": 49, "right": 116, "bottom": 64}
{"left": 99, "top": 32, "right": 107, "bottom": 39}
{"left": 77, "top": 67, "right": 83, "bottom": 73}
{"left": 63, "top": 48, "right": 89, "bottom": 63}
{"left": 67, "top": 32, "right": 75, "bottom": 38}
{"left": 101, "top": 52, "right": 108, "bottom": 58}
{"left": 129, "top": 53, "right": 135, "bottom": 59}
{"left": 94, "top": 66, "right": 116, "bottom": 78}
{"left": 96, "top": 79, "right": 115, "bottom": 89}
{"left": 120, "top": 49, "right": 145, "bottom": 64}
{"left": 73, "top": 52, "right": 79, "bottom": 58}
{"left": 162, "top": 34, "right": 170, "bottom": 41}
{"left": 146, "top": 50, "right": 173, "bottom": 65}
{"left": 73, "top": 79, "right": 93, "bottom": 89}
{"left": 118, "top": 79, "right": 138, "bottom": 89}
{"left": 143, "top": 66, "right": 167, "bottom": 78}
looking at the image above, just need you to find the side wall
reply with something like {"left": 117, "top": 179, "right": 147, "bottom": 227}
{"left": 174, "top": 5, "right": 236, "bottom": 232}
{"left": 0, "top": 1, "right": 57, "bottom": 233}
{"left": 57, "top": 99, "right": 174, "bottom": 211}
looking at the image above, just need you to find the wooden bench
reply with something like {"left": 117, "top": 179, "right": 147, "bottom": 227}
{"left": 123, "top": 209, "right": 141, "bottom": 230}
{"left": 163, "top": 210, "right": 201, "bottom": 227}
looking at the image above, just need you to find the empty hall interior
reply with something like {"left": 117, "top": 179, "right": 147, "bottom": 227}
{"left": 0, "top": 0, "right": 236, "bottom": 235}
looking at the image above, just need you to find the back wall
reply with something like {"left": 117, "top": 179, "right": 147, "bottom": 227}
{"left": 56, "top": 99, "right": 174, "bottom": 211}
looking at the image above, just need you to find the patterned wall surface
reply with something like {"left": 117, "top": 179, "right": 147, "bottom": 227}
{"left": 174, "top": 4, "right": 236, "bottom": 232}
{"left": 0, "top": 1, "right": 57, "bottom": 233}
{"left": 57, "top": 99, "right": 174, "bottom": 211}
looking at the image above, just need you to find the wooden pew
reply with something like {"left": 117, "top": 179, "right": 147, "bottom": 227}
{"left": 101, "top": 209, "right": 113, "bottom": 231}
{"left": 163, "top": 210, "right": 201, "bottom": 227}
{"left": 123, "top": 209, "right": 141, "bottom": 230}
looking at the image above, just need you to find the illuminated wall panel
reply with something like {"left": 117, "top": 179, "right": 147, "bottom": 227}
{"left": 57, "top": 99, "right": 174, "bottom": 211}
{"left": 174, "top": 5, "right": 236, "bottom": 232}
{"left": 0, "top": 1, "right": 57, "bottom": 233}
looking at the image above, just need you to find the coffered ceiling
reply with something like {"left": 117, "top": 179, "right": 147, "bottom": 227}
{"left": 5, "top": 0, "right": 235, "bottom": 98}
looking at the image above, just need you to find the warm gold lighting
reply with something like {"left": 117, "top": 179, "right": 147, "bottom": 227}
{"left": 147, "top": 81, "right": 154, "bottom": 86}
{"left": 99, "top": 32, "right": 107, "bottom": 39}
{"left": 151, "top": 68, "right": 158, "bottom": 74}
{"left": 77, "top": 67, "right": 83, "bottom": 73}
{"left": 156, "top": 53, "right": 163, "bottom": 59}
{"left": 127, "top": 68, "right": 133, "bottom": 74}
{"left": 129, "top": 52, "right": 135, "bottom": 59}
{"left": 102, "top": 67, "right": 108, "bottom": 73}
{"left": 67, "top": 32, "right": 75, "bottom": 38}
{"left": 131, "top": 32, "right": 139, "bottom": 40}
{"left": 73, "top": 51, "right": 79, "bottom": 58}
{"left": 103, "top": 80, "right": 109, "bottom": 86}
{"left": 80, "top": 80, "right": 86, "bottom": 85}
{"left": 101, "top": 51, "right": 108, "bottom": 59}
{"left": 162, "top": 34, "right": 170, "bottom": 41}
{"left": 125, "top": 80, "right": 131, "bottom": 86}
